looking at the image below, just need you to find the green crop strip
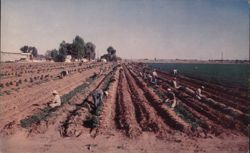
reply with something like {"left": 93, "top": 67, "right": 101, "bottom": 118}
{"left": 20, "top": 75, "right": 100, "bottom": 128}
{"left": 153, "top": 89, "right": 199, "bottom": 129}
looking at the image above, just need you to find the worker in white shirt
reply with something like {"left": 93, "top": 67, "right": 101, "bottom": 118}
{"left": 147, "top": 73, "right": 153, "bottom": 83}
{"left": 196, "top": 86, "right": 205, "bottom": 100}
{"left": 164, "top": 88, "right": 177, "bottom": 108}
{"left": 139, "top": 72, "right": 143, "bottom": 77}
{"left": 49, "top": 90, "right": 61, "bottom": 108}
{"left": 172, "top": 78, "right": 181, "bottom": 89}
{"left": 173, "top": 69, "right": 178, "bottom": 76}
{"left": 152, "top": 69, "right": 158, "bottom": 84}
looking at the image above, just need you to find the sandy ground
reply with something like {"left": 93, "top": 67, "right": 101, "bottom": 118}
{"left": 1, "top": 130, "right": 248, "bottom": 153}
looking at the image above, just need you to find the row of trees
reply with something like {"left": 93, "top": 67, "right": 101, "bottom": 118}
{"left": 20, "top": 46, "right": 38, "bottom": 57}
{"left": 20, "top": 35, "right": 121, "bottom": 62}
{"left": 45, "top": 36, "right": 96, "bottom": 62}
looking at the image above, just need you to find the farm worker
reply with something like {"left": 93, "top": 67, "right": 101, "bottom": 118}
{"left": 152, "top": 69, "right": 158, "bottom": 83}
{"left": 92, "top": 89, "right": 104, "bottom": 108}
{"left": 165, "top": 88, "right": 177, "bottom": 108}
{"left": 49, "top": 90, "right": 61, "bottom": 108}
{"left": 173, "top": 78, "right": 181, "bottom": 89}
{"left": 143, "top": 72, "right": 147, "bottom": 80}
{"left": 139, "top": 72, "right": 143, "bottom": 77}
{"left": 92, "top": 72, "right": 98, "bottom": 79}
{"left": 147, "top": 74, "right": 153, "bottom": 83}
{"left": 173, "top": 69, "right": 178, "bottom": 76}
{"left": 60, "top": 67, "right": 68, "bottom": 78}
{"left": 196, "top": 86, "right": 204, "bottom": 100}
{"left": 104, "top": 91, "right": 109, "bottom": 97}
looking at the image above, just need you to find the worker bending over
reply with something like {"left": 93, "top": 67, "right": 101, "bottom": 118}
{"left": 172, "top": 78, "right": 181, "bottom": 89}
{"left": 147, "top": 73, "right": 153, "bottom": 83}
{"left": 196, "top": 86, "right": 205, "bottom": 100}
{"left": 164, "top": 88, "right": 177, "bottom": 108}
{"left": 92, "top": 89, "right": 104, "bottom": 109}
{"left": 60, "top": 67, "right": 68, "bottom": 79}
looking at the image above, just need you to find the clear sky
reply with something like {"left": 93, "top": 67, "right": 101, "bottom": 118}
{"left": 1, "top": 0, "right": 249, "bottom": 60}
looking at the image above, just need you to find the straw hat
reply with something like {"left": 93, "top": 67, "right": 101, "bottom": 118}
{"left": 52, "top": 90, "right": 58, "bottom": 95}
{"left": 104, "top": 91, "right": 109, "bottom": 96}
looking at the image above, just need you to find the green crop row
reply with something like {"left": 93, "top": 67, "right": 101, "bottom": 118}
{"left": 20, "top": 75, "right": 99, "bottom": 128}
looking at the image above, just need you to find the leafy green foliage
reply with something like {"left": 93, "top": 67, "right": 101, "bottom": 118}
{"left": 101, "top": 46, "right": 121, "bottom": 61}
{"left": 20, "top": 46, "right": 38, "bottom": 57}
{"left": 85, "top": 42, "right": 96, "bottom": 60}
{"left": 45, "top": 36, "right": 98, "bottom": 62}
{"left": 45, "top": 49, "right": 65, "bottom": 62}
{"left": 20, "top": 75, "right": 99, "bottom": 128}
{"left": 72, "top": 35, "right": 85, "bottom": 60}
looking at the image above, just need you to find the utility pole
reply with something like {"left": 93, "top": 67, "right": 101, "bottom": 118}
{"left": 221, "top": 52, "right": 223, "bottom": 63}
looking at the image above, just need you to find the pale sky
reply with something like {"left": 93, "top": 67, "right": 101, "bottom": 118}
{"left": 1, "top": 0, "right": 249, "bottom": 60}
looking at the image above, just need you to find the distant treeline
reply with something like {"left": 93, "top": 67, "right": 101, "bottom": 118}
{"left": 45, "top": 35, "right": 121, "bottom": 62}
{"left": 20, "top": 35, "right": 121, "bottom": 62}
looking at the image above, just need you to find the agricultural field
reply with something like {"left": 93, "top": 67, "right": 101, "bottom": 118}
{"left": 148, "top": 63, "right": 249, "bottom": 89}
{"left": 0, "top": 61, "right": 248, "bottom": 153}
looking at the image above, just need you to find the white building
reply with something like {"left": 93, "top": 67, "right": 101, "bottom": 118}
{"left": 0, "top": 51, "right": 31, "bottom": 62}
{"left": 65, "top": 55, "right": 72, "bottom": 62}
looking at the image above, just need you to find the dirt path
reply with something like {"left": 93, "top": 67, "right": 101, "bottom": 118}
{"left": 123, "top": 65, "right": 174, "bottom": 138}
{"left": 115, "top": 69, "right": 142, "bottom": 137}
{"left": 98, "top": 67, "right": 120, "bottom": 134}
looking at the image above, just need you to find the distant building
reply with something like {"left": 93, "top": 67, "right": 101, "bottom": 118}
{"left": 65, "top": 55, "right": 72, "bottom": 62}
{"left": 0, "top": 51, "right": 31, "bottom": 62}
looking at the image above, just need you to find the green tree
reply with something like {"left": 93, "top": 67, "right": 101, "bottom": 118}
{"left": 106, "top": 46, "right": 117, "bottom": 61}
{"left": 20, "top": 46, "right": 38, "bottom": 57}
{"left": 72, "top": 35, "right": 85, "bottom": 60}
{"left": 107, "top": 46, "right": 115, "bottom": 55}
{"left": 51, "top": 49, "right": 59, "bottom": 61}
{"left": 45, "top": 50, "right": 52, "bottom": 60}
{"left": 46, "top": 49, "right": 65, "bottom": 62}
{"left": 31, "top": 47, "right": 38, "bottom": 57}
{"left": 85, "top": 42, "right": 96, "bottom": 60}
{"left": 20, "top": 45, "right": 29, "bottom": 53}
{"left": 58, "top": 40, "right": 68, "bottom": 62}
{"left": 101, "top": 46, "right": 121, "bottom": 61}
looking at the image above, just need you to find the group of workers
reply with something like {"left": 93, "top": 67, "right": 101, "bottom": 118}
{"left": 140, "top": 68, "right": 158, "bottom": 84}
{"left": 47, "top": 66, "right": 205, "bottom": 129}
{"left": 139, "top": 67, "right": 205, "bottom": 109}
{"left": 49, "top": 65, "right": 109, "bottom": 109}
{"left": 49, "top": 61, "right": 112, "bottom": 106}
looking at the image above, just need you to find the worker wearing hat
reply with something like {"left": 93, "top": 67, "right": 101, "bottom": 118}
{"left": 173, "top": 78, "right": 181, "bottom": 89}
{"left": 49, "top": 90, "right": 61, "bottom": 108}
{"left": 152, "top": 69, "right": 158, "bottom": 84}
{"left": 173, "top": 69, "right": 178, "bottom": 76}
{"left": 92, "top": 89, "right": 104, "bottom": 109}
{"left": 196, "top": 86, "right": 205, "bottom": 100}
{"left": 165, "top": 88, "right": 177, "bottom": 108}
